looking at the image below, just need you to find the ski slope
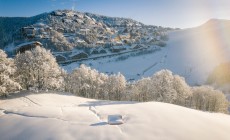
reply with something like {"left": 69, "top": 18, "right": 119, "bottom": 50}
{"left": 0, "top": 92, "right": 230, "bottom": 140}
{"left": 63, "top": 19, "right": 230, "bottom": 85}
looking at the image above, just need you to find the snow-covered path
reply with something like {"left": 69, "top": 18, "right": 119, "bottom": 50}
{"left": 0, "top": 92, "right": 230, "bottom": 140}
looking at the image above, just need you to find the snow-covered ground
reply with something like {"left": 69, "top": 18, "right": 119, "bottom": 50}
{"left": 63, "top": 20, "right": 230, "bottom": 85}
{"left": 0, "top": 92, "right": 230, "bottom": 140}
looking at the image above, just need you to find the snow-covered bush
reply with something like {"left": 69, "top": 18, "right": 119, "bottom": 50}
{"left": 191, "top": 86, "right": 229, "bottom": 113}
{"left": 15, "top": 46, "right": 64, "bottom": 91}
{"left": 0, "top": 49, "right": 21, "bottom": 96}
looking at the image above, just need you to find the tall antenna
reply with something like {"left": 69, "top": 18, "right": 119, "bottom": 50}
{"left": 72, "top": 0, "right": 76, "bottom": 11}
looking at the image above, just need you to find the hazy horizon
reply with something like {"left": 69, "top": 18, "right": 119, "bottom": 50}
{"left": 0, "top": 0, "right": 230, "bottom": 28}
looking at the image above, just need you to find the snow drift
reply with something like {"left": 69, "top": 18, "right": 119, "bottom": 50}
{"left": 0, "top": 92, "right": 230, "bottom": 140}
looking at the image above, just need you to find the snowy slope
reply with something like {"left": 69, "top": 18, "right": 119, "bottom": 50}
{"left": 63, "top": 19, "right": 230, "bottom": 85}
{"left": 0, "top": 92, "right": 230, "bottom": 140}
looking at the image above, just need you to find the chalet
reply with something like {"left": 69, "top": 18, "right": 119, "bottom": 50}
{"left": 96, "top": 40, "right": 105, "bottom": 46}
{"left": 113, "top": 41, "right": 123, "bottom": 46}
{"left": 33, "top": 22, "right": 47, "bottom": 28}
{"left": 74, "top": 13, "right": 84, "bottom": 19}
{"left": 111, "top": 35, "right": 121, "bottom": 42}
{"left": 111, "top": 46, "right": 126, "bottom": 53}
{"left": 84, "top": 15, "right": 91, "bottom": 20}
{"left": 45, "top": 27, "right": 52, "bottom": 32}
{"left": 62, "top": 19, "right": 72, "bottom": 23}
{"left": 91, "top": 18, "right": 96, "bottom": 22}
{"left": 79, "top": 28, "right": 90, "bottom": 35}
{"left": 130, "top": 44, "right": 146, "bottom": 50}
{"left": 84, "top": 19, "right": 92, "bottom": 25}
{"left": 35, "top": 35, "right": 43, "bottom": 39}
{"left": 77, "top": 39, "right": 86, "bottom": 44}
{"left": 51, "top": 11, "right": 63, "bottom": 16}
{"left": 15, "top": 41, "right": 43, "bottom": 54}
{"left": 147, "top": 38, "right": 157, "bottom": 44}
{"left": 55, "top": 55, "right": 66, "bottom": 62}
{"left": 98, "top": 47, "right": 107, "bottom": 54}
{"left": 21, "top": 27, "right": 35, "bottom": 38}
{"left": 63, "top": 12, "right": 74, "bottom": 17}
{"left": 70, "top": 52, "right": 88, "bottom": 60}
{"left": 90, "top": 48, "right": 99, "bottom": 54}
{"left": 42, "top": 35, "right": 51, "bottom": 39}
{"left": 75, "top": 19, "right": 84, "bottom": 24}
{"left": 57, "top": 28, "right": 64, "bottom": 33}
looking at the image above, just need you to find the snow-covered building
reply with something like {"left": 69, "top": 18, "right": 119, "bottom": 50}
{"left": 130, "top": 44, "right": 146, "bottom": 50}
{"left": 55, "top": 54, "right": 67, "bottom": 62}
{"left": 90, "top": 48, "right": 99, "bottom": 54}
{"left": 75, "top": 19, "right": 84, "bottom": 24}
{"left": 57, "top": 28, "right": 64, "bottom": 33}
{"left": 51, "top": 11, "right": 63, "bottom": 16}
{"left": 74, "top": 13, "right": 84, "bottom": 19}
{"left": 21, "top": 27, "right": 36, "bottom": 38}
{"left": 79, "top": 28, "right": 90, "bottom": 35}
{"left": 71, "top": 52, "right": 88, "bottom": 60}
{"left": 98, "top": 47, "right": 107, "bottom": 54}
{"left": 15, "top": 41, "right": 43, "bottom": 54}
{"left": 96, "top": 40, "right": 105, "bottom": 46}
{"left": 111, "top": 46, "right": 126, "bottom": 52}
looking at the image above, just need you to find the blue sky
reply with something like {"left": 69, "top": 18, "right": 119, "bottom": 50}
{"left": 0, "top": 0, "right": 230, "bottom": 28}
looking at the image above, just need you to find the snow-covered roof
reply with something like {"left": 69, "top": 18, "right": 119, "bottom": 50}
{"left": 112, "top": 45, "right": 126, "bottom": 49}
{"left": 69, "top": 50, "right": 87, "bottom": 57}
{"left": 16, "top": 41, "right": 42, "bottom": 48}
{"left": 33, "top": 22, "right": 47, "bottom": 28}
{"left": 96, "top": 40, "right": 105, "bottom": 44}
{"left": 77, "top": 39, "right": 86, "bottom": 43}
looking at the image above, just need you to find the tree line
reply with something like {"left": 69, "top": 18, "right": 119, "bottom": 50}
{"left": 0, "top": 46, "right": 229, "bottom": 113}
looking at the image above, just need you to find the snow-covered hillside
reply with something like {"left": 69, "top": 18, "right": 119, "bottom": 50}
{"left": 2, "top": 9, "right": 170, "bottom": 54}
{"left": 0, "top": 92, "right": 230, "bottom": 140}
{"left": 63, "top": 19, "right": 230, "bottom": 85}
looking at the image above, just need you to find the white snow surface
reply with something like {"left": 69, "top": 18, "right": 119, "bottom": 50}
{"left": 0, "top": 92, "right": 230, "bottom": 140}
{"left": 63, "top": 21, "right": 230, "bottom": 85}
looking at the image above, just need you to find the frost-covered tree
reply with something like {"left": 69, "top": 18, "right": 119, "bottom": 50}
{"left": 0, "top": 49, "right": 21, "bottom": 96}
{"left": 50, "top": 30, "right": 73, "bottom": 51}
{"left": 192, "top": 86, "right": 229, "bottom": 113}
{"left": 65, "top": 65, "right": 126, "bottom": 100}
{"left": 15, "top": 46, "right": 64, "bottom": 91}
{"left": 150, "top": 70, "right": 178, "bottom": 103}
{"left": 65, "top": 64, "right": 108, "bottom": 99}
{"left": 132, "top": 77, "right": 152, "bottom": 102}
{"left": 106, "top": 73, "right": 126, "bottom": 100}
{"left": 172, "top": 75, "right": 192, "bottom": 106}
{"left": 129, "top": 70, "right": 191, "bottom": 105}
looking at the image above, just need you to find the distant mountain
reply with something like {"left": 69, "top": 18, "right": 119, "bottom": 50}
{"left": 0, "top": 10, "right": 172, "bottom": 53}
